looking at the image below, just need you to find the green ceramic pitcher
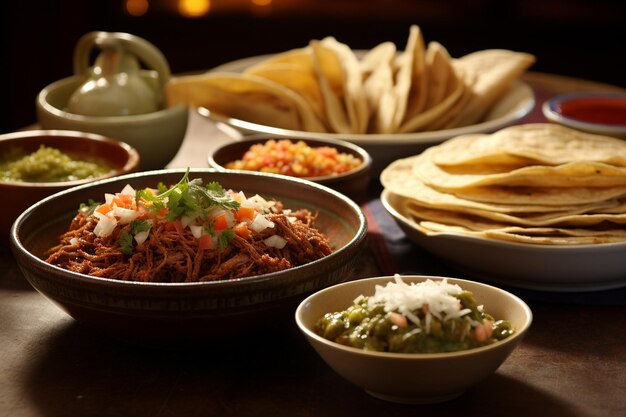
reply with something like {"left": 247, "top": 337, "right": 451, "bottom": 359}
{"left": 67, "top": 31, "right": 171, "bottom": 117}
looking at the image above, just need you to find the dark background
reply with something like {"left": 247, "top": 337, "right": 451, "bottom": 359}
{"left": 2, "top": 0, "right": 625, "bottom": 134}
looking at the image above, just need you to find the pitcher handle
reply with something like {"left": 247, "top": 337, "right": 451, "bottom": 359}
{"left": 73, "top": 31, "right": 171, "bottom": 87}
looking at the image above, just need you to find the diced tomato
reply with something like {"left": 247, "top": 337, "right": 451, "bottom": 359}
{"left": 165, "top": 219, "right": 184, "bottom": 234}
{"left": 213, "top": 214, "right": 229, "bottom": 230}
{"left": 96, "top": 203, "right": 113, "bottom": 215}
{"left": 234, "top": 223, "right": 251, "bottom": 239}
{"left": 389, "top": 312, "right": 408, "bottom": 328}
{"left": 235, "top": 206, "right": 255, "bottom": 221}
{"left": 113, "top": 193, "right": 134, "bottom": 208}
{"left": 198, "top": 233, "right": 213, "bottom": 250}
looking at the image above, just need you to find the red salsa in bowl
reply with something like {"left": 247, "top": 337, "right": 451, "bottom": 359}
{"left": 542, "top": 92, "right": 626, "bottom": 138}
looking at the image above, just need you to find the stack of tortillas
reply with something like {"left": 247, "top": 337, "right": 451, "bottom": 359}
{"left": 165, "top": 25, "right": 535, "bottom": 134}
{"left": 381, "top": 123, "right": 626, "bottom": 245}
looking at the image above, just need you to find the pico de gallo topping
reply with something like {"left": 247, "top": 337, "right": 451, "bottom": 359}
{"left": 79, "top": 170, "right": 288, "bottom": 255}
{"left": 225, "top": 139, "right": 363, "bottom": 178}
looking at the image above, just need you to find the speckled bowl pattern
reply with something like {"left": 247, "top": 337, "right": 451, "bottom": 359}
{"left": 1, "top": 129, "right": 139, "bottom": 244}
{"left": 37, "top": 74, "right": 188, "bottom": 170}
{"left": 295, "top": 275, "right": 532, "bottom": 404}
{"left": 208, "top": 136, "right": 372, "bottom": 202}
{"left": 10, "top": 169, "right": 368, "bottom": 344}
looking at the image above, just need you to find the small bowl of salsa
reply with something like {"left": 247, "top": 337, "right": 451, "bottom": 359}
{"left": 209, "top": 136, "right": 372, "bottom": 202}
{"left": 295, "top": 275, "right": 532, "bottom": 404}
{"left": 542, "top": 92, "right": 626, "bottom": 139}
{"left": 1, "top": 129, "right": 139, "bottom": 244}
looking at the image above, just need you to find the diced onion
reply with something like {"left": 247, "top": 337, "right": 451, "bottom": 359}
{"left": 224, "top": 211, "right": 236, "bottom": 228}
{"left": 250, "top": 213, "right": 274, "bottom": 232}
{"left": 93, "top": 212, "right": 117, "bottom": 237}
{"left": 180, "top": 215, "right": 194, "bottom": 228}
{"left": 120, "top": 184, "right": 135, "bottom": 196}
{"left": 248, "top": 194, "right": 275, "bottom": 211}
{"left": 113, "top": 206, "right": 140, "bottom": 224}
{"left": 264, "top": 234, "right": 287, "bottom": 249}
{"left": 134, "top": 230, "right": 150, "bottom": 245}
{"left": 189, "top": 224, "right": 203, "bottom": 238}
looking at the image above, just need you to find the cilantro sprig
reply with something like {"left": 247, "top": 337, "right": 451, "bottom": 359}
{"left": 79, "top": 199, "right": 101, "bottom": 216}
{"left": 119, "top": 219, "right": 153, "bottom": 255}
{"left": 136, "top": 169, "right": 240, "bottom": 221}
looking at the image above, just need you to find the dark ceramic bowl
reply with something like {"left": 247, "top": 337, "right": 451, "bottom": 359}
{"left": 10, "top": 169, "right": 367, "bottom": 344}
{"left": 1, "top": 129, "right": 139, "bottom": 244}
{"left": 208, "top": 136, "right": 372, "bottom": 202}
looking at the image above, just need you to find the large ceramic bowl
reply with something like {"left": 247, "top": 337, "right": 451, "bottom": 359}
{"left": 295, "top": 275, "right": 532, "bottom": 404}
{"left": 0, "top": 129, "right": 139, "bottom": 244}
{"left": 542, "top": 91, "right": 626, "bottom": 139}
{"left": 10, "top": 169, "right": 367, "bottom": 344}
{"left": 37, "top": 73, "right": 188, "bottom": 170}
{"left": 208, "top": 135, "right": 372, "bottom": 202}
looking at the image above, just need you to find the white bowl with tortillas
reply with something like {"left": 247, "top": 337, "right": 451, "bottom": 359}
{"left": 164, "top": 25, "right": 536, "bottom": 175}
{"left": 380, "top": 123, "right": 626, "bottom": 292}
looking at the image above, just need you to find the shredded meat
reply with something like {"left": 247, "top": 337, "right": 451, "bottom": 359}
{"left": 45, "top": 208, "right": 333, "bottom": 283}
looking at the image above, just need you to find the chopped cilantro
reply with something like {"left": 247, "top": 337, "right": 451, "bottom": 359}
{"left": 79, "top": 199, "right": 101, "bottom": 216}
{"left": 137, "top": 169, "right": 240, "bottom": 221}
{"left": 130, "top": 219, "right": 152, "bottom": 235}
{"left": 217, "top": 229, "right": 235, "bottom": 249}
{"left": 119, "top": 220, "right": 153, "bottom": 255}
{"left": 119, "top": 231, "right": 134, "bottom": 255}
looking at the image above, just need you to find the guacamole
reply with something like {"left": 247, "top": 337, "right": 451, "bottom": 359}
{"left": 315, "top": 277, "right": 514, "bottom": 353}
{"left": 0, "top": 145, "right": 112, "bottom": 182}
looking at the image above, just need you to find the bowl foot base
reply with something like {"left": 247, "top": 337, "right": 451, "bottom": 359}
{"left": 365, "top": 389, "right": 464, "bottom": 404}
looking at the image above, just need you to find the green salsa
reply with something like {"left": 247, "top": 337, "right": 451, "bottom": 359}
{"left": 0, "top": 145, "right": 112, "bottom": 182}
{"left": 315, "top": 278, "right": 514, "bottom": 353}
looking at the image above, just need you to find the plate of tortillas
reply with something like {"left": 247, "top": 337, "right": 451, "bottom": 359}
{"left": 380, "top": 123, "right": 626, "bottom": 292}
{"left": 165, "top": 25, "right": 536, "bottom": 174}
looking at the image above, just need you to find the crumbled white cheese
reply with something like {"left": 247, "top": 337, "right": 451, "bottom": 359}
{"left": 366, "top": 274, "right": 472, "bottom": 331}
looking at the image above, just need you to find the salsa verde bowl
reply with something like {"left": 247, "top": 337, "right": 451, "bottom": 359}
{"left": 295, "top": 275, "right": 532, "bottom": 404}
{"left": 0, "top": 129, "right": 139, "bottom": 244}
{"left": 10, "top": 169, "right": 367, "bottom": 344}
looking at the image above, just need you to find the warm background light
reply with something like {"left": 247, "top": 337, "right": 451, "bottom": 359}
{"left": 251, "top": 0, "right": 272, "bottom": 6}
{"left": 125, "top": 0, "right": 149, "bottom": 16}
{"left": 178, "top": 0, "right": 211, "bottom": 17}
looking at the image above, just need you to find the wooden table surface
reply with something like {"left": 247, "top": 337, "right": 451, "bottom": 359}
{"left": 1, "top": 72, "right": 625, "bottom": 417}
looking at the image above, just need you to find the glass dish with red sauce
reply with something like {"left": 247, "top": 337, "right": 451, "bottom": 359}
{"left": 542, "top": 92, "right": 626, "bottom": 139}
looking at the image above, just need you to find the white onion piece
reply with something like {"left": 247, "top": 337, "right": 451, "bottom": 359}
{"left": 189, "top": 224, "right": 203, "bottom": 238}
{"left": 264, "top": 235, "right": 287, "bottom": 249}
{"left": 104, "top": 193, "right": 115, "bottom": 205}
{"left": 248, "top": 194, "right": 275, "bottom": 211}
{"left": 224, "top": 211, "right": 236, "bottom": 228}
{"left": 93, "top": 212, "right": 117, "bottom": 237}
{"left": 134, "top": 230, "right": 150, "bottom": 245}
{"left": 235, "top": 191, "right": 248, "bottom": 202}
{"left": 250, "top": 213, "right": 274, "bottom": 232}
{"left": 180, "top": 215, "right": 194, "bottom": 228}
{"left": 114, "top": 206, "right": 140, "bottom": 224}
{"left": 120, "top": 184, "right": 135, "bottom": 196}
